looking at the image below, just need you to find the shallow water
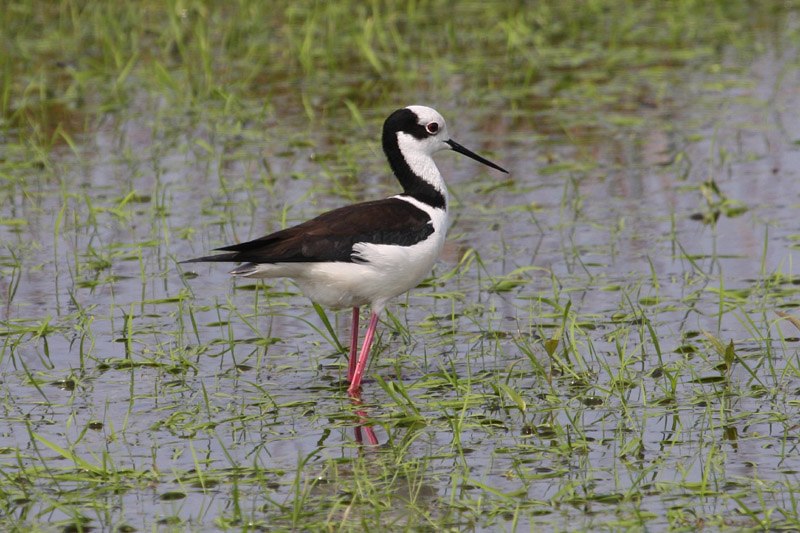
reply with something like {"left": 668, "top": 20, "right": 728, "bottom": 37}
{"left": 3, "top": 16, "right": 800, "bottom": 532}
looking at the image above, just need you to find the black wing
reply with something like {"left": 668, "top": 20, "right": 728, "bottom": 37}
{"left": 183, "top": 197, "right": 434, "bottom": 264}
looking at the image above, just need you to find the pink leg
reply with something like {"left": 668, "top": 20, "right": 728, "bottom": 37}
{"left": 347, "top": 307, "right": 359, "bottom": 382}
{"left": 348, "top": 311, "right": 380, "bottom": 395}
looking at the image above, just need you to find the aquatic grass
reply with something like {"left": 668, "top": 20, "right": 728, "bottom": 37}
{"left": 3, "top": 0, "right": 800, "bottom": 530}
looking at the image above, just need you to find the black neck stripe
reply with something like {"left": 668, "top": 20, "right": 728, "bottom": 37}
{"left": 382, "top": 109, "right": 446, "bottom": 210}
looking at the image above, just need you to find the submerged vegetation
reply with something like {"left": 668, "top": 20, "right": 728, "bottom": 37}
{"left": 2, "top": 0, "right": 800, "bottom": 530}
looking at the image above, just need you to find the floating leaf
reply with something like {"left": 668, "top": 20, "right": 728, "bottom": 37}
{"left": 545, "top": 338, "right": 559, "bottom": 357}
{"left": 724, "top": 340, "right": 735, "bottom": 372}
{"left": 497, "top": 383, "right": 527, "bottom": 412}
{"left": 701, "top": 329, "right": 726, "bottom": 357}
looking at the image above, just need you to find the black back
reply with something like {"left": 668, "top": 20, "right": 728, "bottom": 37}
{"left": 185, "top": 197, "right": 434, "bottom": 265}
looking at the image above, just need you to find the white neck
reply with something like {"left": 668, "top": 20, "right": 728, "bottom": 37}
{"left": 396, "top": 132, "right": 449, "bottom": 205}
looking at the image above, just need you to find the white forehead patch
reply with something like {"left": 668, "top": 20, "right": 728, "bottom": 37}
{"left": 406, "top": 105, "right": 447, "bottom": 129}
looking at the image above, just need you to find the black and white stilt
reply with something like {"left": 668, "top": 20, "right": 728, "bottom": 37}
{"left": 183, "top": 105, "right": 508, "bottom": 395}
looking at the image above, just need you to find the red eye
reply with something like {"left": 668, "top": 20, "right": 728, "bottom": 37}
{"left": 426, "top": 122, "right": 439, "bottom": 134}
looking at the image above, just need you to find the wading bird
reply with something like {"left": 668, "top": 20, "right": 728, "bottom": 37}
{"left": 183, "top": 106, "right": 508, "bottom": 395}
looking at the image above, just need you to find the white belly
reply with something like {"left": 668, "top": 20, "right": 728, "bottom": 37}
{"left": 236, "top": 228, "right": 445, "bottom": 313}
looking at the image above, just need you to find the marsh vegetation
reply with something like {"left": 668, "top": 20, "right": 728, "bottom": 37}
{"left": 2, "top": 1, "right": 800, "bottom": 530}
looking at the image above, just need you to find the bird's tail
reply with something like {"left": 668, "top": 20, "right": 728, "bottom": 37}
{"left": 180, "top": 254, "right": 266, "bottom": 277}
{"left": 179, "top": 252, "right": 241, "bottom": 264}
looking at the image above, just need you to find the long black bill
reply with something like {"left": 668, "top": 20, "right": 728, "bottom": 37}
{"left": 445, "top": 139, "right": 508, "bottom": 174}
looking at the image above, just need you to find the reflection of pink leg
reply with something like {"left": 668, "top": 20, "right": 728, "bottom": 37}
{"left": 347, "top": 307, "right": 359, "bottom": 382}
{"left": 356, "top": 410, "right": 379, "bottom": 446}
{"left": 353, "top": 412, "right": 378, "bottom": 445}
{"left": 353, "top": 397, "right": 379, "bottom": 446}
{"left": 348, "top": 312, "right": 379, "bottom": 395}
{"left": 363, "top": 424, "right": 379, "bottom": 446}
